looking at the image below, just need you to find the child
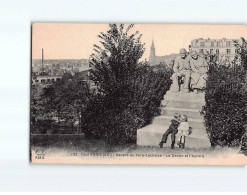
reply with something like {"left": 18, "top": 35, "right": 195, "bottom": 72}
{"left": 177, "top": 114, "right": 189, "bottom": 148}
{"left": 159, "top": 113, "right": 180, "bottom": 149}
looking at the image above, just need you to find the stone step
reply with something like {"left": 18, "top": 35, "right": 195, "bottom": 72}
{"left": 162, "top": 100, "right": 204, "bottom": 110}
{"left": 161, "top": 107, "right": 204, "bottom": 119}
{"left": 153, "top": 115, "right": 206, "bottom": 129}
{"left": 137, "top": 124, "right": 211, "bottom": 148}
{"left": 164, "top": 91, "right": 205, "bottom": 103}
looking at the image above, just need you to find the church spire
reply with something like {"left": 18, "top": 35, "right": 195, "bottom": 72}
{"left": 151, "top": 38, "right": 155, "bottom": 48}
{"left": 149, "top": 38, "right": 156, "bottom": 62}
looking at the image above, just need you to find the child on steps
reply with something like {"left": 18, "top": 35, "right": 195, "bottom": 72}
{"left": 177, "top": 114, "right": 190, "bottom": 148}
{"left": 159, "top": 113, "right": 180, "bottom": 149}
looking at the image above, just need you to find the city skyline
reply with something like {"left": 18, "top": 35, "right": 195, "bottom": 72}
{"left": 32, "top": 23, "right": 247, "bottom": 60}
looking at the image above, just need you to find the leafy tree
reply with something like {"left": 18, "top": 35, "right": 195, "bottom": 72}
{"left": 33, "top": 72, "right": 93, "bottom": 134}
{"left": 85, "top": 24, "right": 172, "bottom": 145}
{"left": 45, "top": 73, "right": 92, "bottom": 119}
{"left": 233, "top": 38, "right": 247, "bottom": 71}
{"left": 90, "top": 24, "right": 146, "bottom": 111}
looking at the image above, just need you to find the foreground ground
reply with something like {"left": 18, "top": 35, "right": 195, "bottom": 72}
{"left": 31, "top": 134, "right": 241, "bottom": 158}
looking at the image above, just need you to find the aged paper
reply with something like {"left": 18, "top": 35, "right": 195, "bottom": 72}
{"left": 31, "top": 23, "right": 247, "bottom": 165}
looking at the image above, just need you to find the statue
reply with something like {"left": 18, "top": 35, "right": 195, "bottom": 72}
{"left": 190, "top": 51, "right": 209, "bottom": 93}
{"left": 171, "top": 48, "right": 191, "bottom": 93}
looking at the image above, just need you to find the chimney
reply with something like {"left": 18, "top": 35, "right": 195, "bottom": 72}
{"left": 42, "top": 48, "right": 44, "bottom": 74}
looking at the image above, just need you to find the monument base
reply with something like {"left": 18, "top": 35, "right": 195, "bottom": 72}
{"left": 137, "top": 91, "right": 211, "bottom": 149}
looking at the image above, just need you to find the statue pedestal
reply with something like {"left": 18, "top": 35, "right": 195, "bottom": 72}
{"left": 136, "top": 90, "right": 211, "bottom": 148}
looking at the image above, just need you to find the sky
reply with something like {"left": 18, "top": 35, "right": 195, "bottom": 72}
{"left": 32, "top": 23, "right": 247, "bottom": 61}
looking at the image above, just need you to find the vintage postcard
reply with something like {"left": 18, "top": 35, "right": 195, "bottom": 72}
{"left": 30, "top": 23, "right": 247, "bottom": 165}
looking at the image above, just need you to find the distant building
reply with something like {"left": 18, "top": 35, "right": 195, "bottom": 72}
{"left": 148, "top": 40, "right": 178, "bottom": 66}
{"left": 32, "top": 59, "right": 90, "bottom": 77}
{"left": 34, "top": 75, "right": 62, "bottom": 84}
{"left": 148, "top": 38, "right": 241, "bottom": 66}
{"left": 32, "top": 59, "right": 89, "bottom": 67}
{"left": 189, "top": 38, "right": 240, "bottom": 62}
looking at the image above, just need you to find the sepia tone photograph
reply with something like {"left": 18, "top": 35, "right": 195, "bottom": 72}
{"left": 30, "top": 23, "right": 247, "bottom": 165}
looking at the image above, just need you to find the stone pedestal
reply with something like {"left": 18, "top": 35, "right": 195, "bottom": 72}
{"left": 136, "top": 90, "right": 211, "bottom": 148}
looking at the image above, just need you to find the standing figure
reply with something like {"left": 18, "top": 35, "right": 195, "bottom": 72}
{"left": 190, "top": 51, "right": 209, "bottom": 93}
{"left": 171, "top": 48, "right": 191, "bottom": 93}
{"left": 159, "top": 113, "right": 180, "bottom": 149}
{"left": 177, "top": 114, "right": 190, "bottom": 148}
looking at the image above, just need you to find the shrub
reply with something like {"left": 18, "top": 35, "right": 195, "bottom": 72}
{"left": 103, "top": 109, "right": 144, "bottom": 145}
{"left": 203, "top": 38, "right": 247, "bottom": 147}
{"left": 81, "top": 95, "right": 143, "bottom": 144}
{"left": 128, "top": 65, "right": 172, "bottom": 126}
{"left": 81, "top": 64, "right": 172, "bottom": 145}
{"left": 32, "top": 119, "right": 55, "bottom": 134}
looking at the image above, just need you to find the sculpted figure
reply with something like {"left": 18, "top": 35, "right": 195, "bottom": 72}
{"left": 190, "top": 51, "right": 209, "bottom": 93}
{"left": 171, "top": 48, "right": 191, "bottom": 93}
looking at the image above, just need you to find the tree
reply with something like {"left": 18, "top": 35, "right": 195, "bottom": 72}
{"left": 233, "top": 38, "right": 247, "bottom": 71}
{"left": 33, "top": 72, "right": 93, "bottom": 134}
{"left": 85, "top": 24, "right": 172, "bottom": 145}
{"left": 90, "top": 24, "right": 146, "bottom": 111}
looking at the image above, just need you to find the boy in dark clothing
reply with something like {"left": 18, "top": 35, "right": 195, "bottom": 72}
{"left": 159, "top": 113, "right": 180, "bottom": 149}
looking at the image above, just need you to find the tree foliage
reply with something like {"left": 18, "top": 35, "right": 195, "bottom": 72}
{"left": 90, "top": 24, "right": 146, "bottom": 110}
{"left": 31, "top": 72, "right": 93, "bottom": 134}
{"left": 41, "top": 73, "right": 91, "bottom": 119}
{"left": 83, "top": 24, "right": 172, "bottom": 144}
{"left": 203, "top": 38, "right": 247, "bottom": 147}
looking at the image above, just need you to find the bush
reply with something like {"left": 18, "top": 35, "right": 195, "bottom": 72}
{"left": 128, "top": 65, "right": 172, "bottom": 126}
{"left": 103, "top": 110, "right": 144, "bottom": 145}
{"left": 81, "top": 96, "right": 143, "bottom": 144}
{"left": 203, "top": 39, "right": 247, "bottom": 147}
{"left": 81, "top": 65, "right": 172, "bottom": 145}
{"left": 32, "top": 119, "right": 55, "bottom": 134}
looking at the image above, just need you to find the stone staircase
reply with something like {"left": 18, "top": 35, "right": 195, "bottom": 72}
{"left": 137, "top": 90, "right": 211, "bottom": 148}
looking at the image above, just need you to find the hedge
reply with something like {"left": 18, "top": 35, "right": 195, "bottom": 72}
{"left": 203, "top": 39, "right": 247, "bottom": 147}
